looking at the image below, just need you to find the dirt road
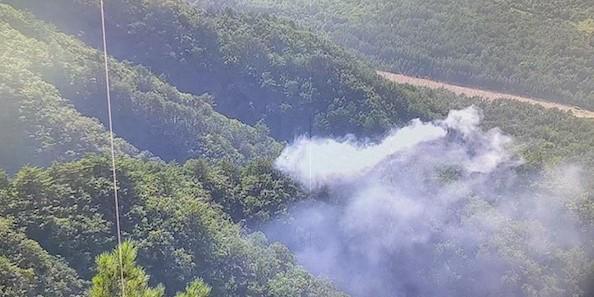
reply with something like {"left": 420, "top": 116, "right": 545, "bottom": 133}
{"left": 378, "top": 71, "right": 594, "bottom": 119}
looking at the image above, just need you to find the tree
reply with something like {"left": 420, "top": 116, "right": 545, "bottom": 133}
{"left": 175, "top": 279, "right": 211, "bottom": 297}
{"left": 0, "top": 218, "right": 85, "bottom": 297}
{"left": 89, "top": 242, "right": 165, "bottom": 297}
{"left": 90, "top": 241, "right": 214, "bottom": 297}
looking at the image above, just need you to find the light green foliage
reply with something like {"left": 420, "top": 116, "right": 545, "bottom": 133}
{"left": 268, "top": 268, "right": 345, "bottom": 297}
{"left": 0, "top": 255, "right": 34, "bottom": 297}
{"left": 175, "top": 279, "right": 211, "bottom": 297}
{"left": 90, "top": 242, "right": 165, "bottom": 297}
{"left": 90, "top": 242, "right": 215, "bottom": 297}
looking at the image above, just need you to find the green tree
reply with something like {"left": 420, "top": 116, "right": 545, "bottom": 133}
{"left": 175, "top": 279, "right": 211, "bottom": 297}
{"left": 90, "top": 242, "right": 165, "bottom": 297}
{"left": 0, "top": 218, "right": 85, "bottom": 297}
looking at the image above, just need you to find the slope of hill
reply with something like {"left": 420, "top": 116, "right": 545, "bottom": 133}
{"left": 5, "top": 0, "right": 411, "bottom": 139}
{"left": 4, "top": 0, "right": 594, "bottom": 227}
{"left": 0, "top": 156, "right": 346, "bottom": 296}
{"left": 0, "top": 3, "right": 280, "bottom": 171}
{"left": 0, "top": 218, "right": 86, "bottom": 297}
{"left": 195, "top": 0, "right": 594, "bottom": 110}
{"left": 13, "top": 0, "right": 594, "bottom": 153}
{"left": 0, "top": 4, "right": 348, "bottom": 296}
{"left": 5, "top": 1, "right": 593, "bottom": 184}
{"left": 2, "top": 1, "right": 594, "bottom": 296}
{"left": 0, "top": 18, "right": 138, "bottom": 173}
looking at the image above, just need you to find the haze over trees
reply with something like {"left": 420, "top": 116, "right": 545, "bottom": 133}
{"left": 196, "top": 0, "right": 594, "bottom": 110}
{"left": 1, "top": 0, "right": 594, "bottom": 296}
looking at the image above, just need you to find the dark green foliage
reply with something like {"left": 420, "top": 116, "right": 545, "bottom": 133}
{"left": 0, "top": 218, "right": 86, "bottom": 297}
{"left": 185, "top": 158, "right": 305, "bottom": 228}
{"left": 4, "top": 0, "right": 593, "bottom": 174}
{"left": 0, "top": 156, "right": 346, "bottom": 297}
{"left": 198, "top": 0, "right": 594, "bottom": 109}
{"left": 2, "top": 0, "right": 594, "bottom": 296}
{"left": 6, "top": 0, "right": 406, "bottom": 139}
{"left": 0, "top": 3, "right": 280, "bottom": 170}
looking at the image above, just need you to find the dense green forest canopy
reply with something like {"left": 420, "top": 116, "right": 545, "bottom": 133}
{"left": 89, "top": 241, "right": 213, "bottom": 297}
{"left": 1, "top": 0, "right": 594, "bottom": 296}
{"left": 0, "top": 14, "right": 139, "bottom": 173}
{"left": 0, "top": 218, "right": 86, "bottom": 296}
{"left": 0, "top": 5, "right": 343, "bottom": 294}
{"left": 4, "top": 0, "right": 593, "bottom": 190}
{"left": 0, "top": 3, "right": 280, "bottom": 171}
{"left": 0, "top": 156, "right": 345, "bottom": 296}
{"left": 5, "top": 0, "right": 413, "bottom": 139}
{"left": 195, "top": 0, "right": 594, "bottom": 110}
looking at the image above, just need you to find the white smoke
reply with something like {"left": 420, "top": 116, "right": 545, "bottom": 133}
{"left": 269, "top": 107, "right": 593, "bottom": 297}
{"left": 275, "top": 118, "right": 447, "bottom": 189}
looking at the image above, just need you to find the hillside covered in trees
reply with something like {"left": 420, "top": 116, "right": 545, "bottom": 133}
{"left": 196, "top": 0, "right": 594, "bottom": 110}
{"left": 1, "top": 0, "right": 594, "bottom": 296}
{"left": 6, "top": 0, "right": 408, "bottom": 140}
{"left": 0, "top": 2, "right": 281, "bottom": 171}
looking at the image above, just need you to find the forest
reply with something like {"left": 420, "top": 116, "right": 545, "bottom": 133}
{"left": 195, "top": 0, "right": 594, "bottom": 110}
{"left": 1, "top": 0, "right": 594, "bottom": 296}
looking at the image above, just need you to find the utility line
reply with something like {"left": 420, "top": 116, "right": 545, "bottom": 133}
{"left": 99, "top": 0, "right": 126, "bottom": 296}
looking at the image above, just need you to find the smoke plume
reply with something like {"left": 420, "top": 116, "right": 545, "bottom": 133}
{"left": 270, "top": 107, "right": 593, "bottom": 297}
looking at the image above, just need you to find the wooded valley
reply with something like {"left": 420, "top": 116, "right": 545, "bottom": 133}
{"left": 1, "top": 1, "right": 594, "bottom": 296}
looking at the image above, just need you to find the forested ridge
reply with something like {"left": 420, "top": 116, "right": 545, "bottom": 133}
{"left": 0, "top": 3, "right": 280, "bottom": 171}
{"left": 6, "top": 0, "right": 403, "bottom": 139}
{"left": 1, "top": 0, "right": 594, "bottom": 296}
{"left": 196, "top": 0, "right": 594, "bottom": 110}
{"left": 0, "top": 16, "right": 139, "bottom": 174}
{"left": 0, "top": 156, "right": 344, "bottom": 296}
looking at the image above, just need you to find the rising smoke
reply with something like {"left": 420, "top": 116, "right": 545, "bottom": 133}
{"left": 269, "top": 106, "right": 593, "bottom": 297}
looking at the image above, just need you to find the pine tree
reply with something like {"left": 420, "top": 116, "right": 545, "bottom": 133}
{"left": 175, "top": 279, "right": 211, "bottom": 297}
{"left": 89, "top": 242, "right": 165, "bottom": 297}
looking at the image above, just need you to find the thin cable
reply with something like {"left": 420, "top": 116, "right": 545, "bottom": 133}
{"left": 100, "top": 1, "right": 126, "bottom": 296}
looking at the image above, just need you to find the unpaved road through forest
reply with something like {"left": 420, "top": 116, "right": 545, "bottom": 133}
{"left": 378, "top": 71, "right": 594, "bottom": 119}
